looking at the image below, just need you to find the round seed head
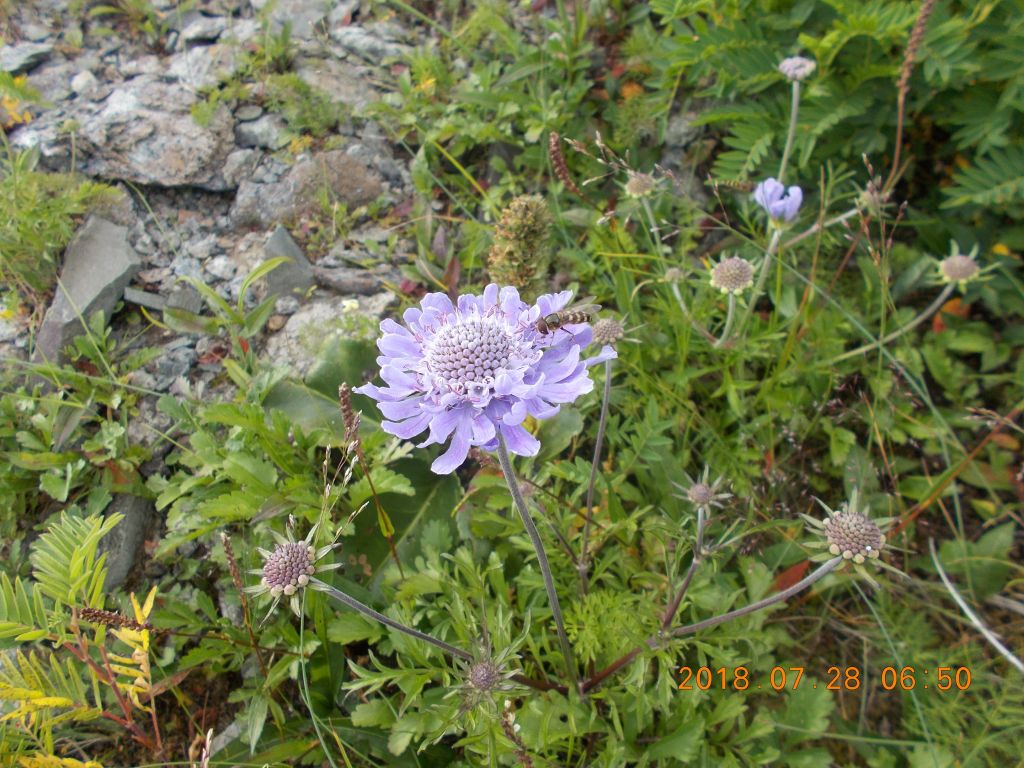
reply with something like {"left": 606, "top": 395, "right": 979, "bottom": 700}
{"left": 824, "top": 510, "right": 884, "bottom": 564}
{"left": 710, "top": 256, "right": 754, "bottom": 294}
{"left": 261, "top": 541, "right": 316, "bottom": 598}
{"left": 687, "top": 483, "right": 715, "bottom": 506}
{"left": 778, "top": 56, "right": 816, "bottom": 82}
{"left": 664, "top": 267, "right": 684, "bottom": 282}
{"left": 624, "top": 171, "right": 656, "bottom": 197}
{"left": 592, "top": 317, "right": 625, "bottom": 346}
{"left": 939, "top": 254, "right": 979, "bottom": 284}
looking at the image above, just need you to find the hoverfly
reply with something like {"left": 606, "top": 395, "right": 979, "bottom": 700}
{"left": 535, "top": 297, "right": 601, "bottom": 335}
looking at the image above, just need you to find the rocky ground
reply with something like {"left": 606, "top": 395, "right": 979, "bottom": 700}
{"left": 1, "top": 0, "right": 422, "bottom": 590}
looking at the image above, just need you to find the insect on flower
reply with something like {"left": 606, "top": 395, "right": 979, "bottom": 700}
{"left": 535, "top": 297, "right": 602, "bottom": 335}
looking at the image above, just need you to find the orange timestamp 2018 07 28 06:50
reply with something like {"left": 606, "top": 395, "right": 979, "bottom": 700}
{"left": 676, "top": 665, "right": 972, "bottom": 692}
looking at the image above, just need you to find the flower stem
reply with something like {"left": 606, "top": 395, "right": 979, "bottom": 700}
{"left": 714, "top": 295, "right": 737, "bottom": 348}
{"left": 582, "top": 556, "right": 842, "bottom": 693}
{"left": 823, "top": 284, "right": 954, "bottom": 366}
{"left": 667, "top": 556, "right": 841, "bottom": 639}
{"left": 736, "top": 229, "right": 782, "bottom": 337}
{"left": 495, "top": 432, "right": 578, "bottom": 685}
{"left": 660, "top": 508, "right": 706, "bottom": 630}
{"left": 313, "top": 578, "right": 472, "bottom": 662}
{"left": 580, "top": 358, "right": 613, "bottom": 596}
{"left": 777, "top": 81, "right": 801, "bottom": 184}
{"left": 669, "top": 281, "right": 718, "bottom": 344}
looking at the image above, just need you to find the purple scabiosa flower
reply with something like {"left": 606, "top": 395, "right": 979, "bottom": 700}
{"left": 754, "top": 178, "right": 803, "bottom": 222}
{"left": 356, "top": 284, "right": 616, "bottom": 474}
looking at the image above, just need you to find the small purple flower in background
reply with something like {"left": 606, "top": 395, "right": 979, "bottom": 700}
{"left": 754, "top": 178, "right": 803, "bottom": 222}
{"left": 356, "top": 284, "right": 616, "bottom": 474}
{"left": 778, "top": 56, "right": 816, "bottom": 82}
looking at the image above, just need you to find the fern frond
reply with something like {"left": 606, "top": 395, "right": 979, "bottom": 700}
{"left": 942, "top": 146, "right": 1024, "bottom": 211}
{"left": 0, "top": 574, "right": 56, "bottom": 642}
{"left": 0, "top": 650, "right": 102, "bottom": 728}
{"left": 29, "top": 513, "right": 123, "bottom": 610}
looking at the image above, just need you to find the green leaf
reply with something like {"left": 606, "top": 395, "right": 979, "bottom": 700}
{"left": 936, "top": 523, "right": 1014, "bottom": 600}
{"left": 647, "top": 715, "right": 704, "bottom": 760}
{"left": 327, "top": 613, "right": 384, "bottom": 645}
{"left": 246, "top": 695, "right": 269, "bottom": 752}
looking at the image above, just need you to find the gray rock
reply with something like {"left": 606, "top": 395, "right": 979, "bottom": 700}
{"left": 312, "top": 265, "right": 384, "bottom": 295}
{"left": 100, "top": 495, "right": 155, "bottom": 591}
{"left": 234, "top": 114, "right": 289, "bottom": 150}
{"left": 13, "top": 76, "right": 237, "bottom": 189}
{"left": 150, "top": 339, "right": 197, "bottom": 390}
{"left": 230, "top": 150, "right": 384, "bottom": 228}
{"left": 167, "top": 284, "right": 204, "bottom": 314}
{"left": 27, "top": 60, "right": 74, "bottom": 103}
{"left": 252, "top": 0, "right": 331, "bottom": 40}
{"left": 181, "top": 14, "right": 228, "bottom": 43}
{"left": 0, "top": 42, "right": 53, "bottom": 74}
{"left": 329, "top": 24, "right": 411, "bottom": 62}
{"left": 235, "top": 104, "right": 263, "bottom": 121}
{"left": 222, "top": 18, "right": 261, "bottom": 45}
{"left": 221, "top": 148, "right": 260, "bottom": 187}
{"left": 165, "top": 43, "right": 236, "bottom": 90}
{"left": 205, "top": 254, "right": 237, "bottom": 280}
{"left": 124, "top": 287, "right": 167, "bottom": 310}
{"left": 294, "top": 56, "right": 376, "bottom": 110}
{"left": 21, "top": 23, "right": 53, "bottom": 43}
{"left": 262, "top": 293, "right": 393, "bottom": 376}
{"left": 71, "top": 70, "right": 99, "bottom": 96}
{"left": 34, "top": 217, "right": 140, "bottom": 364}
{"left": 264, "top": 226, "right": 315, "bottom": 299}
{"left": 0, "top": 310, "right": 21, "bottom": 343}
{"left": 274, "top": 295, "right": 300, "bottom": 315}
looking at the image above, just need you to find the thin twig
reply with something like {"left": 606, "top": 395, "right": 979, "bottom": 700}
{"left": 928, "top": 539, "right": 1024, "bottom": 676}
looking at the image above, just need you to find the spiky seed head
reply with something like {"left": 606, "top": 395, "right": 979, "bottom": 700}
{"left": 778, "top": 56, "right": 816, "bottom": 82}
{"left": 468, "top": 660, "right": 503, "bottom": 692}
{"left": 592, "top": 317, "right": 625, "bottom": 346}
{"left": 624, "top": 171, "right": 656, "bottom": 197}
{"left": 687, "top": 483, "right": 715, "bottom": 506}
{"left": 824, "top": 510, "right": 884, "bottom": 564}
{"left": 939, "top": 254, "right": 979, "bottom": 284}
{"left": 710, "top": 256, "right": 754, "bottom": 294}
{"left": 261, "top": 541, "right": 316, "bottom": 597}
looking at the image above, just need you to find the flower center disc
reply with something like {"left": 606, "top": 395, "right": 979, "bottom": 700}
{"left": 425, "top": 319, "right": 514, "bottom": 390}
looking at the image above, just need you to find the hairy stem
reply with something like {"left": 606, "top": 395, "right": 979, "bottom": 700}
{"left": 824, "top": 284, "right": 954, "bottom": 366}
{"left": 583, "top": 556, "right": 842, "bottom": 693}
{"left": 660, "top": 508, "right": 706, "bottom": 630}
{"left": 580, "top": 358, "right": 613, "bottom": 595}
{"left": 736, "top": 229, "right": 782, "bottom": 337}
{"left": 714, "top": 294, "right": 737, "bottom": 348}
{"left": 777, "top": 81, "right": 802, "bottom": 184}
{"left": 313, "top": 579, "right": 471, "bottom": 662}
{"left": 495, "top": 432, "right": 578, "bottom": 685}
{"left": 668, "top": 556, "right": 841, "bottom": 639}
